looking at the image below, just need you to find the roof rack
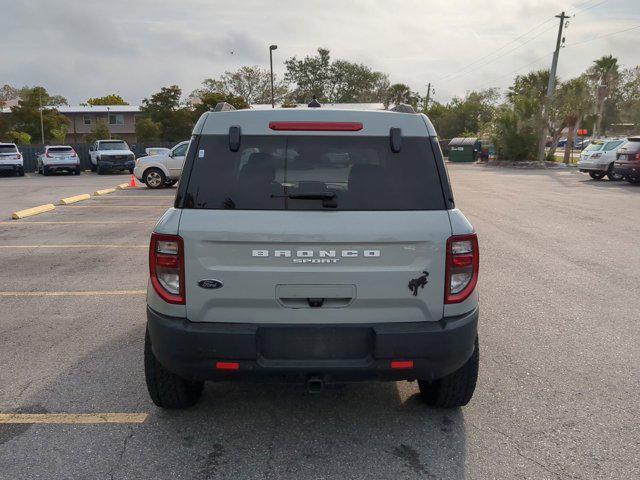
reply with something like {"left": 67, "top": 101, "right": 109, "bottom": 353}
{"left": 390, "top": 104, "right": 416, "bottom": 114}
{"left": 212, "top": 102, "right": 236, "bottom": 112}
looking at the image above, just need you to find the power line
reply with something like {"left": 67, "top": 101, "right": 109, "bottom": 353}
{"left": 564, "top": 23, "right": 640, "bottom": 48}
{"left": 572, "top": 0, "right": 611, "bottom": 16}
{"left": 434, "top": 16, "right": 556, "bottom": 83}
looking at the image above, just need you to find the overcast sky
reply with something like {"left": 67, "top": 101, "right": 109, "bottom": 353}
{"left": 3, "top": 0, "right": 639, "bottom": 105}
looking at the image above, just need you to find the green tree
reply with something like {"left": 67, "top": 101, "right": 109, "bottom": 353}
{"left": 86, "top": 120, "right": 110, "bottom": 144}
{"left": 0, "top": 84, "right": 20, "bottom": 107}
{"left": 385, "top": 83, "right": 420, "bottom": 109}
{"left": 50, "top": 124, "right": 68, "bottom": 143}
{"left": 192, "top": 91, "right": 249, "bottom": 119}
{"left": 8, "top": 131, "right": 31, "bottom": 145}
{"left": 135, "top": 117, "right": 161, "bottom": 143}
{"left": 586, "top": 55, "right": 620, "bottom": 137}
{"left": 87, "top": 94, "right": 129, "bottom": 106}
{"left": 284, "top": 48, "right": 333, "bottom": 102}
{"left": 424, "top": 89, "right": 499, "bottom": 138}
{"left": 198, "top": 66, "right": 289, "bottom": 104}
{"left": 140, "top": 85, "right": 194, "bottom": 142}
{"left": 619, "top": 66, "right": 640, "bottom": 132}
{"left": 554, "top": 77, "right": 592, "bottom": 163}
{"left": 9, "top": 86, "right": 69, "bottom": 144}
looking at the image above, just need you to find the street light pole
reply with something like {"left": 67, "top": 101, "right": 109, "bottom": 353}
{"left": 269, "top": 45, "right": 278, "bottom": 108}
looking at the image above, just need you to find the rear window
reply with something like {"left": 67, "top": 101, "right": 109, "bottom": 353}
{"left": 182, "top": 135, "right": 445, "bottom": 211}
{"left": 48, "top": 147, "right": 73, "bottom": 153}
{"left": 0, "top": 145, "right": 17, "bottom": 154}
{"left": 604, "top": 140, "right": 624, "bottom": 150}
{"left": 584, "top": 142, "right": 603, "bottom": 152}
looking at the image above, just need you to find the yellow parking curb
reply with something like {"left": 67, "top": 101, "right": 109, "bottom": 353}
{"left": 59, "top": 194, "right": 90, "bottom": 205}
{"left": 117, "top": 183, "right": 129, "bottom": 189}
{"left": 93, "top": 188, "right": 116, "bottom": 196}
{"left": 12, "top": 204, "right": 56, "bottom": 220}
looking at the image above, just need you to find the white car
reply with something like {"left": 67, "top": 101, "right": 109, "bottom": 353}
{"left": 577, "top": 138, "right": 626, "bottom": 181}
{"left": 0, "top": 143, "right": 24, "bottom": 176}
{"left": 133, "top": 140, "right": 189, "bottom": 188}
{"left": 37, "top": 145, "right": 81, "bottom": 176}
{"left": 89, "top": 139, "right": 136, "bottom": 174}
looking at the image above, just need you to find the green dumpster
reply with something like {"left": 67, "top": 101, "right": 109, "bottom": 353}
{"left": 448, "top": 137, "right": 480, "bottom": 162}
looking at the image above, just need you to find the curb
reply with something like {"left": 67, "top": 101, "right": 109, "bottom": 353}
{"left": 59, "top": 194, "right": 91, "bottom": 205}
{"left": 12, "top": 204, "right": 56, "bottom": 220}
{"left": 117, "top": 183, "right": 129, "bottom": 190}
{"left": 94, "top": 188, "right": 116, "bottom": 196}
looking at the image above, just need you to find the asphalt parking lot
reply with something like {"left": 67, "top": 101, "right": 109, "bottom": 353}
{"left": 1, "top": 165, "right": 638, "bottom": 479}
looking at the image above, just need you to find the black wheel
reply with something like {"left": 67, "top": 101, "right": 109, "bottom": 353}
{"left": 606, "top": 165, "right": 623, "bottom": 181}
{"left": 97, "top": 165, "right": 105, "bottom": 175}
{"left": 589, "top": 171, "right": 606, "bottom": 180}
{"left": 91, "top": 163, "right": 97, "bottom": 172}
{"left": 17, "top": 168, "right": 24, "bottom": 177}
{"left": 165, "top": 179, "right": 178, "bottom": 187}
{"left": 43, "top": 166, "right": 51, "bottom": 176}
{"left": 143, "top": 168, "right": 166, "bottom": 189}
{"left": 627, "top": 176, "right": 640, "bottom": 185}
{"left": 129, "top": 168, "right": 134, "bottom": 174}
{"left": 418, "top": 337, "right": 479, "bottom": 408}
{"left": 144, "top": 328, "right": 204, "bottom": 409}
{"left": 74, "top": 167, "right": 81, "bottom": 176}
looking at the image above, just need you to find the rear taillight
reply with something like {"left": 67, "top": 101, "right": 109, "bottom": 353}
{"left": 269, "top": 121, "right": 363, "bottom": 131}
{"left": 71, "top": 149, "right": 77, "bottom": 157}
{"left": 635, "top": 153, "right": 640, "bottom": 161}
{"left": 149, "top": 233, "right": 185, "bottom": 304}
{"left": 15, "top": 154, "right": 22, "bottom": 160}
{"left": 445, "top": 234, "right": 479, "bottom": 304}
{"left": 46, "top": 152, "right": 52, "bottom": 158}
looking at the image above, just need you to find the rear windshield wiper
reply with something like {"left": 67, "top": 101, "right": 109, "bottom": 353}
{"left": 271, "top": 192, "right": 337, "bottom": 208}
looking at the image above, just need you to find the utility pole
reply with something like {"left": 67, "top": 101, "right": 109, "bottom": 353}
{"left": 424, "top": 83, "right": 432, "bottom": 110}
{"left": 537, "top": 11, "right": 569, "bottom": 162}
{"left": 269, "top": 45, "right": 278, "bottom": 108}
{"left": 39, "top": 90, "right": 45, "bottom": 144}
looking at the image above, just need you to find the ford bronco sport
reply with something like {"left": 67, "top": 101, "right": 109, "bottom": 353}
{"left": 145, "top": 103, "right": 480, "bottom": 409}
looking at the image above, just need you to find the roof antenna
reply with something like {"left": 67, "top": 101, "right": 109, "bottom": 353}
{"left": 308, "top": 95, "right": 322, "bottom": 108}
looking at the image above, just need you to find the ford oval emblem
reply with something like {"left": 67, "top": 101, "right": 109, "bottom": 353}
{"left": 198, "top": 279, "right": 223, "bottom": 289}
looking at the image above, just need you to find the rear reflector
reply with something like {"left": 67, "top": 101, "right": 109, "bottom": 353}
{"left": 216, "top": 361, "right": 240, "bottom": 371}
{"left": 269, "top": 121, "right": 363, "bottom": 131}
{"left": 391, "top": 360, "right": 414, "bottom": 370}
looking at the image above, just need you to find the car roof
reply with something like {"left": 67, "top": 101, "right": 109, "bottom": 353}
{"left": 98, "top": 139, "right": 126, "bottom": 142}
{"left": 194, "top": 108, "right": 437, "bottom": 137}
{"left": 0, "top": 142, "right": 17, "bottom": 147}
{"left": 46, "top": 145, "right": 72, "bottom": 148}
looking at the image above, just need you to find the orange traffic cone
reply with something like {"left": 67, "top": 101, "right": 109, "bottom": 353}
{"left": 129, "top": 174, "right": 137, "bottom": 188}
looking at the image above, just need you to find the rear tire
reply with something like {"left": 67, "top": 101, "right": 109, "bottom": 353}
{"left": 43, "top": 166, "right": 51, "bottom": 176}
{"left": 165, "top": 179, "right": 178, "bottom": 187}
{"left": 97, "top": 165, "right": 105, "bottom": 175}
{"left": 17, "top": 168, "right": 24, "bottom": 177}
{"left": 144, "top": 328, "right": 204, "bottom": 409}
{"left": 627, "top": 176, "right": 640, "bottom": 185}
{"left": 74, "top": 167, "right": 81, "bottom": 176}
{"left": 589, "top": 171, "right": 605, "bottom": 180}
{"left": 143, "top": 168, "right": 166, "bottom": 189}
{"left": 418, "top": 337, "right": 479, "bottom": 408}
{"left": 606, "top": 165, "right": 623, "bottom": 181}
{"left": 91, "top": 163, "right": 97, "bottom": 172}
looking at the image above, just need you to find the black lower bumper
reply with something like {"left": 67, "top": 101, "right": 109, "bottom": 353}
{"left": 147, "top": 307, "right": 479, "bottom": 383}
{"left": 46, "top": 164, "right": 79, "bottom": 171}
{"left": 613, "top": 163, "right": 639, "bottom": 177}
{"left": 98, "top": 160, "right": 134, "bottom": 170}
{"left": 0, "top": 164, "right": 22, "bottom": 172}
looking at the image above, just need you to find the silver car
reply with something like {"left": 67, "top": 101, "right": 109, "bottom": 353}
{"left": 577, "top": 138, "right": 626, "bottom": 181}
{"left": 37, "top": 145, "right": 81, "bottom": 176}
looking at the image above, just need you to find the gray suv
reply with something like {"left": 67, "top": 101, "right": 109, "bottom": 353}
{"left": 145, "top": 103, "right": 480, "bottom": 409}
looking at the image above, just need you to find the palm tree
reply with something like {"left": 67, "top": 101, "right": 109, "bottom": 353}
{"left": 556, "top": 77, "right": 592, "bottom": 164}
{"left": 587, "top": 55, "right": 620, "bottom": 137}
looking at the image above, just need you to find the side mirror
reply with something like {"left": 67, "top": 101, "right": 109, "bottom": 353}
{"left": 89, "top": 146, "right": 94, "bottom": 151}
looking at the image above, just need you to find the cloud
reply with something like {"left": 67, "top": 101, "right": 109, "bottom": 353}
{"left": 3, "top": 0, "right": 639, "bottom": 104}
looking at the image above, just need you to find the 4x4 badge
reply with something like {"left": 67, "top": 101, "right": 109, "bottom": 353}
{"left": 198, "top": 279, "right": 223, "bottom": 289}
{"left": 408, "top": 271, "right": 429, "bottom": 296}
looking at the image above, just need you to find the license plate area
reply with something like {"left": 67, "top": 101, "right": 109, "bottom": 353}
{"left": 257, "top": 326, "right": 374, "bottom": 360}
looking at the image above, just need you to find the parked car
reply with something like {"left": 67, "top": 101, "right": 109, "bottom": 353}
{"left": 577, "top": 138, "right": 626, "bottom": 180}
{"left": 36, "top": 145, "right": 81, "bottom": 176}
{"left": 133, "top": 140, "right": 188, "bottom": 188}
{"left": 89, "top": 139, "right": 135, "bottom": 174}
{"left": 144, "top": 103, "right": 479, "bottom": 410}
{"left": 613, "top": 136, "right": 640, "bottom": 185}
{"left": 0, "top": 143, "right": 24, "bottom": 176}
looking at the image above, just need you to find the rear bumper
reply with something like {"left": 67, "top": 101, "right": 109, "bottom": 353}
{"left": 45, "top": 163, "right": 79, "bottom": 170}
{"left": 613, "top": 162, "right": 640, "bottom": 176}
{"left": 147, "top": 306, "right": 479, "bottom": 383}
{"left": 0, "top": 164, "right": 22, "bottom": 171}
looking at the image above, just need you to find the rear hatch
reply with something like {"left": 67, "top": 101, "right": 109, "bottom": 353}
{"left": 0, "top": 145, "right": 20, "bottom": 164}
{"left": 616, "top": 138, "right": 640, "bottom": 164}
{"left": 179, "top": 129, "right": 452, "bottom": 325}
{"left": 46, "top": 147, "right": 76, "bottom": 163}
